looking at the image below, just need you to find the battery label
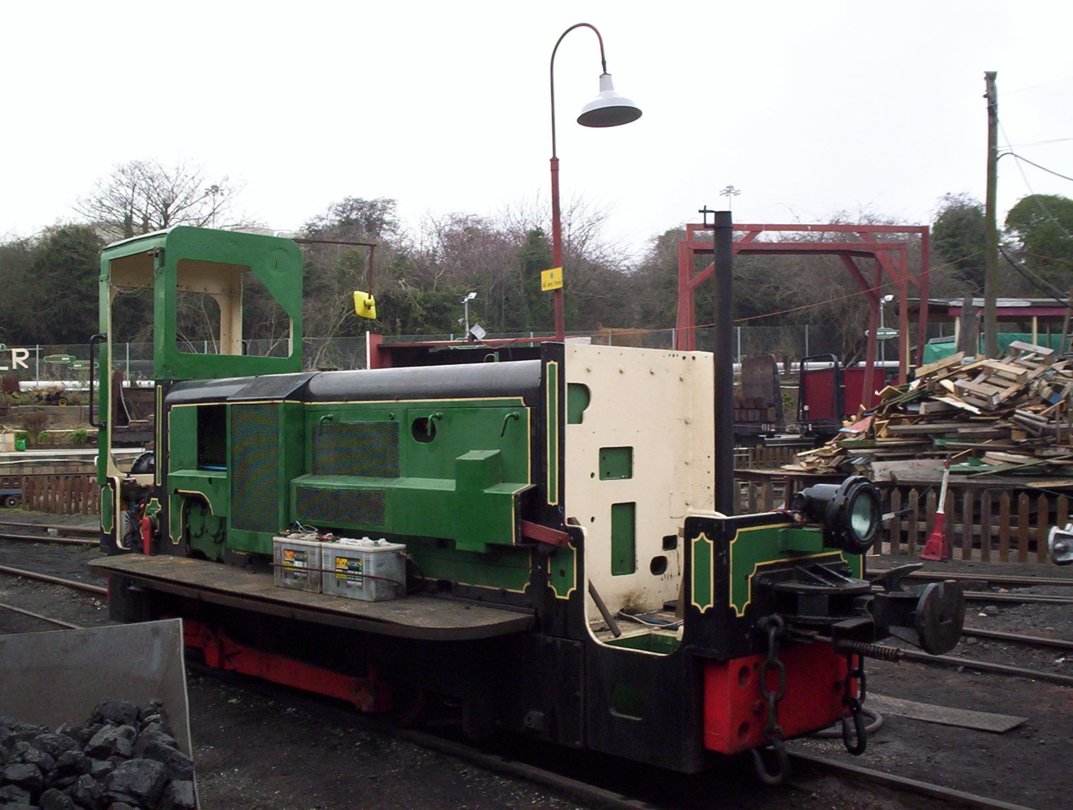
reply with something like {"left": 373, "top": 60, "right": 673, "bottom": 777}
{"left": 334, "top": 556, "right": 365, "bottom": 588}
{"left": 283, "top": 548, "right": 309, "bottom": 569}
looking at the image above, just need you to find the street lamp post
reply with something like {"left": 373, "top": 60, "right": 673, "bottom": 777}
{"left": 549, "top": 23, "right": 641, "bottom": 341}
{"left": 460, "top": 291, "right": 477, "bottom": 339}
{"left": 206, "top": 184, "right": 221, "bottom": 228}
{"left": 879, "top": 293, "right": 894, "bottom": 366}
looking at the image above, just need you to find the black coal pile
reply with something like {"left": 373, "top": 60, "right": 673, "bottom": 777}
{"left": 0, "top": 698, "right": 195, "bottom": 809}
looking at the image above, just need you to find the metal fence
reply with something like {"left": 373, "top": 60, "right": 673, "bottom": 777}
{"left": 0, "top": 325, "right": 909, "bottom": 384}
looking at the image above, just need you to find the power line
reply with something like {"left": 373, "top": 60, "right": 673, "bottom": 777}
{"left": 1004, "top": 137, "right": 1073, "bottom": 149}
{"left": 1000, "top": 121, "right": 1073, "bottom": 243}
{"left": 998, "top": 245, "right": 1071, "bottom": 308}
{"left": 1005, "top": 152, "right": 1073, "bottom": 184}
{"left": 1003, "top": 76, "right": 1073, "bottom": 95}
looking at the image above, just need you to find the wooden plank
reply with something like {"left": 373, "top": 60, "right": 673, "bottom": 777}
{"left": 953, "top": 380, "right": 999, "bottom": 407}
{"left": 867, "top": 693, "right": 1025, "bottom": 733}
{"left": 871, "top": 459, "right": 945, "bottom": 483}
{"left": 934, "top": 395, "right": 982, "bottom": 415}
{"left": 913, "top": 352, "right": 966, "bottom": 379}
{"left": 918, "top": 400, "right": 956, "bottom": 415}
{"left": 1017, "top": 492, "right": 1031, "bottom": 563}
{"left": 999, "top": 492, "right": 1011, "bottom": 562}
{"left": 1037, "top": 494, "right": 1049, "bottom": 564}
{"left": 1009, "top": 339, "right": 1055, "bottom": 357}
{"left": 981, "top": 359, "right": 1030, "bottom": 384}
{"left": 908, "top": 488, "right": 920, "bottom": 554}
{"left": 760, "top": 479, "right": 774, "bottom": 512}
{"left": 925, "top": 488, "right": 937, "bottom": 539}
{"left": 889, "top": 489, "right": 902, "bottom": 555}
{"left": 980, "top": 490, "right": 992, "bottom": 562}
{"left": 961, "top": 489, "right": 974, "bottom": 560}
{"left": 885, "top": 422, "right": 969, "bottom": 435}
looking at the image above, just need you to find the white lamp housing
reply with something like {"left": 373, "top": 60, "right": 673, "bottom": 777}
{"left": 577, "top": 73, "right": 642, "bottom": 128}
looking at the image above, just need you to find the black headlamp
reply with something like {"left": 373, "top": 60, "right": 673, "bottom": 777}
{"left": 791, "top": 475, "right": 881, "bottom": 554}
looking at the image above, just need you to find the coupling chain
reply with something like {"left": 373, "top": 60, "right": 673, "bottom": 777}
{"left": 841, "top": 649, "right": 868, "bottom": 755}
{"left": 751, "top": 615, "right": 790, "bottom": 785}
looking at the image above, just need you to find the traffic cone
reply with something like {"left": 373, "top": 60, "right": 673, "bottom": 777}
{"left": 921, "top": 459, "right": 950, "bottom": 561}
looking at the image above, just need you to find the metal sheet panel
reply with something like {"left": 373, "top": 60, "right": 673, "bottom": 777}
{"left": 0, "top": 619, "right": 192, "bottom": 756}
{"left": 231, "top": 403, "right": 281, "bottom": 533}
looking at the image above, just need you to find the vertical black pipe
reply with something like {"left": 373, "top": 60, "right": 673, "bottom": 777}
{"left": 713, "top": 211, "right": 735, "bottom": 515}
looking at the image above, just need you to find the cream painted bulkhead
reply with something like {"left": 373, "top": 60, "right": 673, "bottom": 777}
{"left": 564, "top": 344, "right": 715, "bottom": 633}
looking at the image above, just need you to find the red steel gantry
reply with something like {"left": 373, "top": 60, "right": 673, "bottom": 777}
{"left": 675, "top": 222, "right": 930, "bottom": 408}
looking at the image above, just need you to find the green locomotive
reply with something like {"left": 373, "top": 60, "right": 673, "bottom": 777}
{"left": 92, "top": 227, "right": 962, "bottom": 781}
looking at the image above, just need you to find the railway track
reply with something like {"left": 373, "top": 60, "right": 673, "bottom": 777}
{"left": 0, "top": 563, "right": 106, "bottom": 595}
{"left": 0, "top": 586, "right": 1042, "bottom": 810}
{"left": 0, "top": 521, "right": 1069, "bottom": 809}
{"left": 869, "top": 567, "right": 1073, "bottom": 589}
{"left": 0, "top": 599, "right": 81, "bottom": 629}
{"left": 0, "top": 529, "right": 97, "bottom": 547}
{"left": 788, "top": 751, "right": 1037, "bottom": 810}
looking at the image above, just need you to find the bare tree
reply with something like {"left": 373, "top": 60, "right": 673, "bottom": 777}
{"left": 76, "top": 159, "right": 239, "bottom": 239}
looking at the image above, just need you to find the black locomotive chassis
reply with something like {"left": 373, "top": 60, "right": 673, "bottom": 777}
{"left": 103, "top": 515, "right": 870, "bottom": 774}
{"left": 107, "top": 570, "right": 708, "bottom": 765}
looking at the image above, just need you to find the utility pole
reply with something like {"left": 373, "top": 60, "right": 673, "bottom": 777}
{"left": 984, "top": 71, "right": 999, "bottom": 358}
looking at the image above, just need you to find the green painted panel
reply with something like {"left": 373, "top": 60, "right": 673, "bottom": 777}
{"left": 168, "top": 471, "right": 230, "bottom": 517}
{"left": 400, "top": 404, "right": 528, "bottom": 483}
{"left": 606, "top": 633, "right": 680, "bottom": 655}
{"left": 549, "top": 545, "right": 577, "bottom": 599}
{"left": 294, "top": 399, "right": 529, "bottom": 553}
{"left": 405, "top": 537, "right": 532, "bottom": 593}
{"left": 777, "top": 527, "right": 825, "bottom": 553}
{"left": 691, "top": 532, "right": 714, "bottom": 612}
{"left": 167, "top": 406, "right": 199, "bottom": 471}
{"left": 566, "top": 383, "right": 590, "bottom": 424}
{"left": 228, "top": 401, "right": 306, "bottom": 554}
{"left": 728, "top": 523, "right": 854, "bottom": 616}
{"left": 611, "top": 502, "right": 636, "bottom": 576}
{"left": 99, "top": 485, "right": 114, "bottom": 535}
{"left": 290, "top": 473, "right": 524, "bottom": 553}
{"left": 227, "top": 528, "right": 273, "bottom": 556}
{"left": 610, "top": 683, "right": 644, "bottom": 720}
{"left": 156, "top": 227, "right": 303, "bottom": 381}
{"left": 546, "top": 362, "right": 560, "bottom": 504}
{"left": 599, "top": 446, "right": 633, "bottom": 480}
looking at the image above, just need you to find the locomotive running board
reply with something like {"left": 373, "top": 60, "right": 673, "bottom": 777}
{"left": 91, "top": 555, "right": 535, "bottom": 642}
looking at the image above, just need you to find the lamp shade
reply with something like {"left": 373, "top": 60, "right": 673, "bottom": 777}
{"left": 577, "top": 73, "right": 642, "bottom": 128}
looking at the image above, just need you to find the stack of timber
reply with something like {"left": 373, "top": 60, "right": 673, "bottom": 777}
{"left": 786, "top": 341, "right": 1073, "bottom": 481}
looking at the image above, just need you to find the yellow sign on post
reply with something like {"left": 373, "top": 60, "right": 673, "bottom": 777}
{"left": 541, "top": 267, "right": 563, "bottom": 292}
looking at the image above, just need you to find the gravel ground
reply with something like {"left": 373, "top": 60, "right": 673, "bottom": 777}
{"left": 2, "top": 510, "right": 1072, "bottom": 809}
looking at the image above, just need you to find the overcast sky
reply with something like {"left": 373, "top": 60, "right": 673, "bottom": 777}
{"left": 2, "top": 1, "right": 1071, "bottom": 261}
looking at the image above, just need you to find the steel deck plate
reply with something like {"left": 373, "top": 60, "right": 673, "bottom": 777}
{"left": 90, "top": 555, "right": 534, "bottom": 641}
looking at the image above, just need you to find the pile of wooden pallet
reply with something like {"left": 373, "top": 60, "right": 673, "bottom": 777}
{"left": 786, "top": 341, "right": 1073, "bottom": 479}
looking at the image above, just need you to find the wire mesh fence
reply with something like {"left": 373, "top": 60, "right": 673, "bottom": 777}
{"left": 2, "top": 324, "right": 910, "bottom": 385}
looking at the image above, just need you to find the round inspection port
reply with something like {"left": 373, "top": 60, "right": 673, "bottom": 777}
{"left": 411, "top": 417, "right": 437, "bottom": 443}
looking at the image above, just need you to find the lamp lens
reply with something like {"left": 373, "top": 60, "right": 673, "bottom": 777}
{"left": 850, "top": 492, "right": 877, "bottom": 537}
